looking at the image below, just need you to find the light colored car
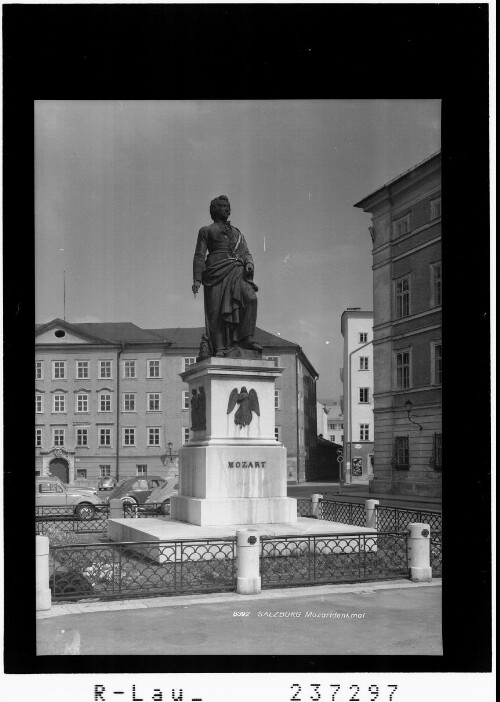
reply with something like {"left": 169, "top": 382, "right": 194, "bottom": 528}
{"left": 97, "top": 475, "right": 118, "bottom": 491}
{"left": 35, "top": 476, "right": 103, "bottom": 520}
{"left": 144, "top": 478, "right": 179, "bottom": 514}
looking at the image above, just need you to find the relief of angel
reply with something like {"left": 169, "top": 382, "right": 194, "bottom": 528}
{"left": 227, "top": 386, "right": 260, "bottom": 428}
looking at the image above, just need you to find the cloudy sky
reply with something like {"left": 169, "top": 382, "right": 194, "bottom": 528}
{"left": 35, "top": 100, "right": 440, "bottom": 400}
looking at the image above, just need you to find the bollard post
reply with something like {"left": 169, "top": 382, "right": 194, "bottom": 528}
{"left": 36, "top": 536, "right": 51, "bottom": 611}
{"left": 365, "top": 499, "right": 379, "bottom": 530}
{"left": 236, "top": 529, "right": 261, "bottom": 595}
{"left": 311, "top": 493, "right": 323, "bottom": 519}
{"left": 109, "top": 498, "right": 123, "bottom": 520}
{"left": 407, "top": 523, "right": 432, "bottom": 582}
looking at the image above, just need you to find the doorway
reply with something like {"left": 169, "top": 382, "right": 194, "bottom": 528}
{"left": 49, "top": 458, "right": 69, "bottom": 483}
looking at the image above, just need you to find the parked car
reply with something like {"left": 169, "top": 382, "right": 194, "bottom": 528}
{"left": 35, "top": 476, "right": 103, "bottom": 520}
{"left": 97, "top": 475, "right": 118, "bottom": 491}
{"left": 143, "top": 478, "right": 179, "bottom": 515}
{"left": 105, "top": 476, "right": 167, "bottom": 506}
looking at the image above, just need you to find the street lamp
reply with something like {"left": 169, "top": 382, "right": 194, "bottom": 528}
{"left": 405, "top": 400, "right": 423, "bottom": 431}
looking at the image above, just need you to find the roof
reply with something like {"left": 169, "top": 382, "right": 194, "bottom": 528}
{"left": 354, "top": 150, "right": 441, "bottom": 209}
{"left": 35, "top": 319, "right": 172, "bottom": 344}
{"left": 147, "top": 326, "right": 299, "bottom": 349}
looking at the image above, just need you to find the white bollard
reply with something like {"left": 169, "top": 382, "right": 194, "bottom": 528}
{"left": 365, "top": 499, "right": 379, "bottom": 530}
{"left": 36, "top": 536, "right": 51, "bottom": 611}
{"left": 236, "top": 529, "right": 261, "bottom": 595}
{"left": 109, "top": 498, "right": 123, "bottom": 520}
{"left": 407, "top": 523, "right": 433, "bottom": 582}
{"left": 311, "top": 493, "right": 323, "bottom": 519}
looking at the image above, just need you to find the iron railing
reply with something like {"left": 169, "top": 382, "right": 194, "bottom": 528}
{"left": 430, "top": 531, "right": 442, "bottom": 576}
{"left": 50, "top": 538, "right": 236, "bottom": 601}
{"left": 35, "top": 502, "right": 170, "bottom": 534}
{"left": 319, "top": 500, "right": 366, "bottom": 526}
{"left": 36, "top": 505, "right": 110, "bottom": 534}
{"left": 376, "top": 506, "right": 442, "bottom": 532}
{"left": 260, "top": 532, "right": 409, "bottom": 588}
{"left": 296, "top": 498, "right": 313, "bottom": 517}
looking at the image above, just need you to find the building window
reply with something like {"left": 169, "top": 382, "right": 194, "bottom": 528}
{"left": 76, "top": 394, "right": 89, "bottom": 413}
{"left": 53, "top": 428, "right": 65, "bottom": 446}
{"left": 393, "top": 213, "right": 411, "bottom": 238}
{"left": 359, "top": 333, "right": 368, "bottom": 344}
{"left": 52, "top": 361, "right": 66, "bottom": 379}
{"left": 430, "top": 197, "right": 441, "bottom": 219}
{"left": 147, "top": 360, "right": 161, "bottom": 378}
{"left": 136, "top": 465, "right": 147, "bottom": 476}
{"left": 275, "top": 426, "right": 281, "bottom": 442}
{"left": 275, "top": 390, "right": 281, "bottom": 409}
{"left": 76, "top": 469, "right": 87, "bottom": 480}
{"left": 53, "top": 394, "right": 66, "bottom": 413}
{"left": 431, "top": 262, "right": 442, "bottom": 307}
{"left": 148, "top": 393, "right": 161, "bottom": 411}
{"left": 183, "top": 357, "right": 197, "bottom": 372}
{"left": 395, "top": 276, "right": 411, "bottom": 318}
{"left": 35, "top": 394, "right": 43, "bottom": 413}
{"left": 330, "top": 434, "right": 335, "bottom": 443}
{"left": 35, "top": 361, "right": 43, "bottom": 380}
{"left": 123, "top": 428, "right": 136, "bottom": 446}
{"left": 123, "top": 393, "right": 136, "bottom": 412}
{"left": 359, "top": 424, "right": 370, "bottom": 441}
{"left": 396, "top": 351, "right": 411, "bottom": 390}
{"left": 35, "top": 428, "right": 43, "bottom": 447}
{"left": 99, "top": 360, "right": 112, "bottom": 379}
{"left": 359, "top": 356, "right": 369, "bottom": 370}
{"left": 266, "top": 356, "right": 280, "bottom": 367}
{"left": 429, "top": 432, "right": 442, "bottom": 470}
{"left": 123, "top": 360, "right": 136, "bottom": 378}
{"left": 147, "top": 427, "right": 161, "bottom": 446}
{"left": 431, "top": 342, "right": 442, "bottom": 385}
{"left": 182, "top": 391, "right": 190, "bottom": 410}
{"left": 99, "top": 427, "right": 112, "bottom": 447}
{"left": 99, "top": 393, "right": 112, "bottom": 412}
{"left": 182, "top": 427, "right": 190, "bottom": 444}
{"left": 359, "top": 388, "right": 370, "bottom": 403}
{"left": 76, "top": 428, "right": 88, "bottom": 446}
{"left": 393, "top": 435, "right": 410, "bottom": 469}
{"left": 100, "top": 465, "right": 111, "bottom": 477}
{"left": 76, "top": 361, "right": 89, "bottom": 379}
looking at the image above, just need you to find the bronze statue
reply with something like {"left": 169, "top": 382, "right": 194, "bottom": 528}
{"left": 190, "top": 386, "right": 207, "bottom": 431}
{"left": 227, "top": 387, "right": 260, "bottom": 428}
{"left": 192, "top": 196, "right": 262, "bottom": 357}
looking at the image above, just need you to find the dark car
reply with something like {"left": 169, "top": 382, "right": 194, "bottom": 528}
{"left": 97, "top": 475, "right": 118, "bottom": 491}
{"left": 143, "top": 478, "right": 179, "bottom": 515}
{"left": 105, "top": 476, "right": 166, "bottom": 506}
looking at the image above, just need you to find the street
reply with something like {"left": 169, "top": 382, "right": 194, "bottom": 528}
{"left": 37, "top": 582, "right": 442, "bottom": 656}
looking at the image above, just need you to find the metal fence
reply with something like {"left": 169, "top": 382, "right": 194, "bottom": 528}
{"left": 319, "top": 500, "right": 366, "bottom": 527}
{"left": 296, "top": 498, "right": 313, "bottom": 517}
{"left": 36, "top": 502, "right": 169, "bottom": 535}
{"left": 260, "top": 532, "right": 409, "bottom": 588}
{"left": 430, "top": 531, "right": 442, "bottom": 576}
{"left": 376, "top": 506, "right": 442, "bottom": 532}
{"left": 36, "top": 505, "right": 111, "bottom": 534}
{"left": 50, "top": 538, "right": 236, "bottom": 601}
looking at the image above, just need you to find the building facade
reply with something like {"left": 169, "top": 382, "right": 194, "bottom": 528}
{"left": 35, "top": 320, "right": 318, "bottom": 485}
{"left": 341, "top": 310, "right": 374, "bottom": 485}
{"left": 354, "top": 151, "right": 442, "bottom": 497}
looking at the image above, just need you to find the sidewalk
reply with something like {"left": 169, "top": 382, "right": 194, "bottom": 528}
{"left": 287, "top": 481, "right": 442, "bottom": 510}
{"left": 36, "top": 579, "right": 442, "bottom": 656}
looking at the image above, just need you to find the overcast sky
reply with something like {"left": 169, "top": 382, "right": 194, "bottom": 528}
{"left": 35, "top": 100, "right": 440, "bottom": 400}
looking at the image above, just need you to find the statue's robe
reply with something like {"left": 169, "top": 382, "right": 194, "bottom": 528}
{"left": 193, "top": 222, "right": 258, "bottom": 355}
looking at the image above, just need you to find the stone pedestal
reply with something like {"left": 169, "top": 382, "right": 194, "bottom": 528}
{"left": 170, "top": 357, "right": 297, "bottom": 526}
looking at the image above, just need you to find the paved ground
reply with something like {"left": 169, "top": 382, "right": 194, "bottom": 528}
{"left": 37, "top": 580, "right": 442, "bottom": 656}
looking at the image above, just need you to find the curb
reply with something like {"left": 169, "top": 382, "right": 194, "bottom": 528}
{"left": 37, "top": 578, "right": 441, "bottom": 619}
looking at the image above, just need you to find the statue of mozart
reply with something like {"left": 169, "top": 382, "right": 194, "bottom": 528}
{"left": 192, "top": 195, "right": 262, "bottom": 358}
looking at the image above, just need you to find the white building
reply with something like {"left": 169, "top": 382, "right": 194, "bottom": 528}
{"left": 341, "top": 309, "right": 374, "bottom": 484}
{"left": 317, "top": 400, "right": 343, "bottom": 444}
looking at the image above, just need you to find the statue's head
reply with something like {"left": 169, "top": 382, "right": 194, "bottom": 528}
{"left": 210, "top": 195, "right": 231, "bottom": 221}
